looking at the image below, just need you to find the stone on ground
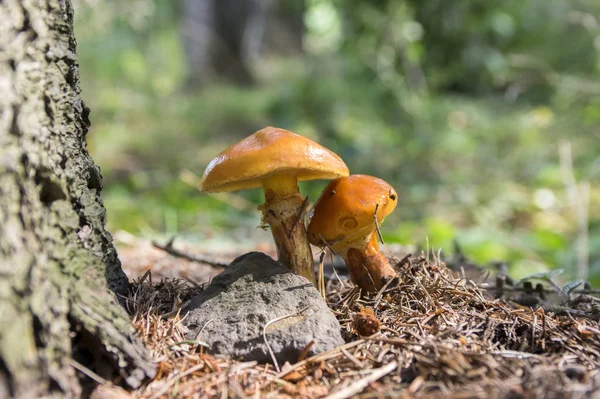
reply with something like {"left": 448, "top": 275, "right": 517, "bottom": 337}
{"left": 182, "top": 252, "right": 344, "bottom": 364}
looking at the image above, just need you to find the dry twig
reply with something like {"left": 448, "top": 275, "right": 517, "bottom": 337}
{"left": 152, "top": 238, "right": 228, "bottom": 268}
{"left": 263, "top": 306, "right": 311, "bottom": 372}
{"left": 323, "top": 361, "right": 397, "bottom": 399}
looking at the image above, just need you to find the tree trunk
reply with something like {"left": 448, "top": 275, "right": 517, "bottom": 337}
{"left": 0, "top": 1, "right": 155, "bottom": 398}
{"left": 181, "top": 0, "right": 273, "bottom": 86}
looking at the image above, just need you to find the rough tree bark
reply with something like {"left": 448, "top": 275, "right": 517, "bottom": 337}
{"left": 0, "top": 1, "right": 155, "bottom": 398}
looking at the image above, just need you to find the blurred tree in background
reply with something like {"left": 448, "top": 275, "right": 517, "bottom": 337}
{"left": 180, "top": 0, "right": 305, "bottom": 86}
{"left": 73, "top": 0, "right": 600, "bottom": 283}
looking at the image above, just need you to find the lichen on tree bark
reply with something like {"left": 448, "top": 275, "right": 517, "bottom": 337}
{"left": 0, "top": 1, "right": 154, "bottom": 397}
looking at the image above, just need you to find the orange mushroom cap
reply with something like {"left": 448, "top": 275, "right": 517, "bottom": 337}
{"left": 307, "top": 175, "right": 398, "bottom": 249}
{"left": 200, "top": 127, "right": 349, "bottom": 193}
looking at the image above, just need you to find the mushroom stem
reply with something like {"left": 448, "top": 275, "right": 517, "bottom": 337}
{"left": 343, "top": 234, "right": 396, "bottom": 292}
{"left": 261, "top": 175, "right": 299, "bottom": 203}
{"left": 260, "top": 176, "right": 316, "bottom": 285}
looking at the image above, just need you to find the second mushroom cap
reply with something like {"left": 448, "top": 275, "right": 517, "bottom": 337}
{"left": 307, "top": 174, "right": 398, "bottom": 250}
{"left": 307, "top": 175, "right": 398, "bottom": 292}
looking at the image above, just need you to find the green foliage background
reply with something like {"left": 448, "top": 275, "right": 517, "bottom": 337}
{"left": 73, "top": 0, "right": 600, "bottom": 283}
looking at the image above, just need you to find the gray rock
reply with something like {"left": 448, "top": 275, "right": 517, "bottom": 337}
{"left": 182, "top": 252, "right": 344, "bottom": 364}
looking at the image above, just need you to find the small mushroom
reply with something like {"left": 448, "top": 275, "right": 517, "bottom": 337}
{"left": 307, "top": 174, "right": 398, "bottom": 292}
{"left": 200, "top": 126, "right": 349, "bottom": 284}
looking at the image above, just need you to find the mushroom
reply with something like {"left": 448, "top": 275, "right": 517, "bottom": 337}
{"left": 307, "top": 174, "right": 398, "bottom": 292}
{"left": 200, "top": 126, "right": 349, "bottom": 284}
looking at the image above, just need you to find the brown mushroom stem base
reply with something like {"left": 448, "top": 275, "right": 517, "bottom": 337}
{"left": 343, "top": 234, "right": 397, "bottom": 293}
{"left": 261, "top": 178, "right": 315, "bottom": 285}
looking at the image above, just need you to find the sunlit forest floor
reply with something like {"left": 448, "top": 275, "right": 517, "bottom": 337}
{"left": 93, "top": 240, "right": 600, "bottom": 398}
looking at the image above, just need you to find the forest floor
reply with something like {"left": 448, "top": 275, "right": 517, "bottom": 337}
{"left": 99, "top": 235, "right": 600, "bottom": 399}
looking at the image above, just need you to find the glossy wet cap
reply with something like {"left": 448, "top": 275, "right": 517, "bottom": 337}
{"left": 200, "top": 126, "right": 349, "bottom": 192}
{"left": 307, "top": 175, "right": 398, "bottom": 247}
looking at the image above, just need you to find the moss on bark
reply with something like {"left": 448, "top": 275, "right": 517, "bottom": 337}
{"left": 0, "top": 1, "right": 155, "bottom": 397}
